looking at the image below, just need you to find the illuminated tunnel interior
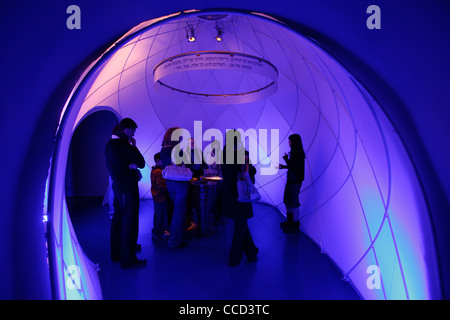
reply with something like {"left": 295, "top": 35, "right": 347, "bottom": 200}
{"left": 47, "top": 9, "right": 441, "bottom": 300}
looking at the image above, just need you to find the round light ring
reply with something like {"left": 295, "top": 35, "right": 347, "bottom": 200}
{"left": 153, "top": 51, "right": 278, "bottom": 104}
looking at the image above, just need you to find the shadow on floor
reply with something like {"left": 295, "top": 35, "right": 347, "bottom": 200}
{"left": 67, "top": 197, "right": 360, "bottom": 300}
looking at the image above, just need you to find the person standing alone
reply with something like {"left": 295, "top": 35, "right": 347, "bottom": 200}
{"left": 105, "top": 118, "right": 146, "bottom": 269}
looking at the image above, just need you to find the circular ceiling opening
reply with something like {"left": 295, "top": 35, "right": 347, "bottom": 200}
{"left": 153, "top": 51, "right": 278, "bottom": 104}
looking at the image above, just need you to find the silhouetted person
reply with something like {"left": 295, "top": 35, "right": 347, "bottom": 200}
{"left": 221, "top": 130, "right": 258, "bottom": 266}
{"left": 151, "top": 152, "right": 170, "bottom": 239}
{"left": 160, "top": 127, "right": 190, "bottom": 248}
{"left": 105, "top": 118, "right": 146, "bottom": 269}
{"left": 279, "top": 133, "right": 305, "bottom": 233}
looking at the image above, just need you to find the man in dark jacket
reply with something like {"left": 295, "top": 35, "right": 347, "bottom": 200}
{"left": 105, "top": 118, "right": 146, "bottom": 269}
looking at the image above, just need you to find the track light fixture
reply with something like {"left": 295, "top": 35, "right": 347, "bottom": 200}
{"left": 185, "top": 23, "right": 196, "bottom": 42}
{"left": 214, "top": 23, "right": 223, "bottom": 41}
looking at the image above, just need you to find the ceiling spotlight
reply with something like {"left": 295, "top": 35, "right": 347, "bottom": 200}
{"left": 185, "top": 23, "right": 196, "bottom": 42}
{"left": 214, "top": 23, "right": 223, "bottom": 41}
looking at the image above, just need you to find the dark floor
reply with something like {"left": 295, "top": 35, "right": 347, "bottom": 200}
{"left": 67, "top": 197, "right": 360, "bottom": 300}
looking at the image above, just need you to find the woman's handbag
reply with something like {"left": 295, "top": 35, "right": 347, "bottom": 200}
{"left": 162, "top": 165, "right": 193, "bottom": 181}
{"left": 237, "top": 164, "right": 261, "bottom": 203}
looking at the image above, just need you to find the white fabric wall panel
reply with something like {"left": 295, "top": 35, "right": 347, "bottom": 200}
{"left": 321, "top": 180, "right": 373, "bottom": 269}
{"left": 379, "top": 110, "right": 437, "bottom": 300}
{"left": 75, "top": 75, "right": 121, "bottom": 126}
{"left": 352, "top": 144, "right": 385, "bottom": 237}
{"left": 96, "top": 45, "right": 135, "bottom": 86}
{"left": 119, "top": 61, "right": 147, "bottom": 90}
{"left": 123, "top": 37, "right": 154, "bottom": 70}
{"left": 350, "top": 250, "right": 385, "bottom": 300}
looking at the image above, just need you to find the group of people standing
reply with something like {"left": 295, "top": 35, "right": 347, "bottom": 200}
{"left": 105, "top": 118, "right": 305, "bottom": 269}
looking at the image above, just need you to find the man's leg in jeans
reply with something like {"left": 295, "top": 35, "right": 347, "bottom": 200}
{"left": 120, "top": 187, "right": 140, "bottom": 266}
{"left": 167, "top": 181, "right": 188, "bottom": 248}
{"left": 153, "top": 200, "right": 168, "bottom": 238}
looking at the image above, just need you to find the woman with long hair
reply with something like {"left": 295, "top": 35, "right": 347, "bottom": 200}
{"left": 279, "top": 133, "right": 305, "bottom": 233}
{"left": 160, "top": 127, "right": 190, "bottom": 248}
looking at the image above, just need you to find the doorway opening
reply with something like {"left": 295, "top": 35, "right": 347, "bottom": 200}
{"left": 45, "top": 9, "right": 440, "bottom": 300}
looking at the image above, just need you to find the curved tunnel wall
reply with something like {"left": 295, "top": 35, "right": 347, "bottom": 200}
{"left": 47, "top": 10, "right": 441, "bottom": 299}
